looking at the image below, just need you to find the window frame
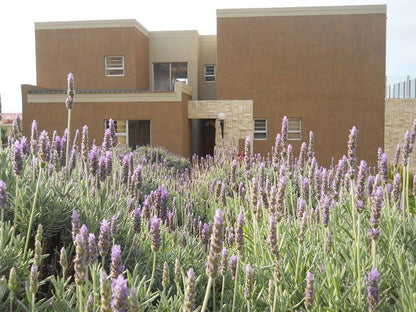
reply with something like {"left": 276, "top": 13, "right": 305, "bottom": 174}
{"left": 253, "top": 118, "right": 267, "bottom": 140}
{"left": 204, "top": 65, "right": 216, "bottom": 82}
{"left": 105, "top": 119, "right": 129, "bottom": 146}
{"left": 105, "top": 56, "right": 125, "bottom": 77}
{"left": 287, "top": 117, "right": 302, "bottom": 141}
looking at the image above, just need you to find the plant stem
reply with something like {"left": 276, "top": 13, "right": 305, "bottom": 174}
{"left": 23, "top": 168, "right": 42, "bottom": 260}
{"left": 294, "top": 241, "right": 301, "bottom": 282}
{"left": 31, "top": 293, "right": 35, "bottom": 312}
{"left": 231, "top": 259, "right": 240, "bottom": 312}
{"left": 201, "top": 277, "right": 213, "bottom": 312}
{"left": 220, "top": 275, "right": 226, "bottom": 310}
{"left": 372, "top": 238, "right": 377, "bottom": 268}
{"left": 147, "top": 251, "right": 157, "bottom": 294}
{"left": 65, "top": 108, "right": 72, "bottom": 171}
{"left": 356, "top": 212, "right": 362, "bottom": 307}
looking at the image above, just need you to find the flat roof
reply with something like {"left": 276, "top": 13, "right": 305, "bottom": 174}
{"left": 217, "top": 4, "right": 387, "bottom": 18}
{"left": 35, "top": 19, "right": 150, "bottom": 37}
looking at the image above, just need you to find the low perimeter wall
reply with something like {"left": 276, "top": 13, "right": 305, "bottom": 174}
{"left": 385, "top": 98, "right": 416, "bottom": 173}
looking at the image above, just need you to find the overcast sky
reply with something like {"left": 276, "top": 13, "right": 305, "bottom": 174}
{"left": 0, "top": 0, "right": 415, "bottom": 113}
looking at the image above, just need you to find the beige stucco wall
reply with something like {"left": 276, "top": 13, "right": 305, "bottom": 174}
{"left": 149, "top": 31, "right": 199, "bottom": 99}
{"left": 198, "top": 35, "right": 217, "bottom": 100}
{"left": 188, "top": 100, "right": 253, "bottom": 151}
{"left": 385, "top": 98, "right": 416, "bottom": 172}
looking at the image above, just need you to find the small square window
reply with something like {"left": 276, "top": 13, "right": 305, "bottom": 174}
{"left": 204, "top": 65, "right": 216, "bottom": 82}
{"left": 288, "top": 118, "right": 301, "bottom": 140}
{"left": 254, "top": 119, "right": 267, "bottom": 140}
{"left": 105, "top": 56, "right": 124, "bottom": 76}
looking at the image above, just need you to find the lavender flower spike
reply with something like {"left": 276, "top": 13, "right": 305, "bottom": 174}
{"left": 13, "top": 141, "right": 23, "bottom": 176}
{"left": 244, "top": 264, "right": 255, "bottom": 300}
{"left": 184, "top": 268, "right": 196, "bottom": 312}
{"left": 366, "top": 268, "right": 380, "bottom": 312}
{"left": 206, "top": 209, "right": 225, "bottom": 279}
{"left": 305, "top": 271, "right": 314, "bottom": 310}
{"left": 0, "top": 180, "right": 7, "bottom": 207}
{"left": 347, "top": 126, "right": 358, "bottom": 179}
{"left": 111, "top": 275, "right": 129, "bottom": 312}
{"left": 100, "top": 269, "right": 111, "bottom": 312}
{"left": 149, "top": 216, "right": 162, "bottom": 252}
{"left": 98, "top": 219, "right": 111, "bottom": 258}
{"left": 111, "top": 244, "right": 124, "bottom": 280}
{"left": 65, "top": 73, "right": 75, "bottom": 110}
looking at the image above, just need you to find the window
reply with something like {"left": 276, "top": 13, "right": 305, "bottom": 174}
{"left": 153, "top": 62, "right": 188, "bottom": 91}
{"left": 105, "top": 120, "right": 128, "bottom": 146}
{"left": 204, "top": 65, "right": 216, "bottom": 82}
{"left": 105, "top": 56, "right": 124, "bottom": 76}
{"left": 254, "top": 119, "right": 267, "bottom": 140}
{"left": 288, "top": 118, "right": 302, "bottom": 140}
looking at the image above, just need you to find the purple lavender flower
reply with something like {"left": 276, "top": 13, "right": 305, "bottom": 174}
{"left": 281, "top": 116, "right": 288, "bottom": 157}
{"left": 230, "top": 255, "right": 238, "bottom": 280}
{"left": 267, "top": 214, "right": 279, "bottom": 259}
{"left": 411, "top": 118, "right": 416, "bottom": 144}
{"left": 244, "top": 135, "right": 252, "bottom": 162}
{"left": 321, "top": 195, "right": 332, "bottom": 227}
{"left": 105, "top": 151, "right": 113, "bottom": 178}
{"left": 244, "top": 264, "right": 255, "bottom": 300}
{"left": 297, "top": 142, "right": 307, "bottom": 174}
{"left": 392, "top": 144, "right": 401, "bottom": 173}
{"left": 297, "top": 197, "right": 306, "bottom": 219}
{"left": 366, "top": 268, "right": 380, "bottom": 312}
{"left": 98, "top": 219, "right": 111, "bottom": 258}
{"left": 206, "top": 209, "right": 224, "bottom": 279}
{"left": 100, "top": 269, "right": 111, "bottom": 311}
{"left": 402, "top": 130, "right": 412, "bottom": 167}
{"left": 392, "top": 173, "right": 401, "bottom": 204}
{"left": 74, "top": 225, "right": 89, "bottom": 285}
{"left": 356, "top": 160, "right": 368, "bottom": 213}
{"left": 69, "top": 148, "right": 77, "bottom": 171}
{"left": 111, "top": 275, "right": 129, "bottom": 312}
{"left": 30, "top": 120, "right": 39, "bottom": 155}
{"left": 133, "top": 208, "right": 142, "bottom": 234}
{"left": 305, "top": 271, "right": 314, "bottom": 310}
{"left": 157, "top": 185, "right": 168, "bottom": 222}
{"left": 65, "top": 73, "right": 75, "bottom": 110}
{"left": 0, "top": 180, "right": 7, "bottom": 207}
{"left": 132, "top": 165, "right": 142, "bottom": 195}
{"left": 184, "top": 268, "right": 196, "bottom": 312}
{"left": 38, "top": 130, "right": 50, "bottom": 165}
{"left": 88, "top": 233, "right": 98, "bottom": 264}
{"left": 378, "top": 153, "right": 388, "bottom": 182}
{"left": 110, "top": 215, "right": 118, "bottom": 239}
{"left": 99, "top": 155, "right": 107, "bottom": 182}
{"left": 121, "top": 154, "right": 131, "bottom": 185}
{"left": 347, "top": 126, "right": 358, "bottom": 180}
{"left": 71, "top": 210, "right": 80, "bottom": 242}
{"left": 307, "top": 131, "right": 314, "bottom": 160}
{"left": 29, "top": 264, "right": 38, "bottom": 294}
{"left": 89, "top": 144, "right": 99, "bottom": 177}
{"left": 86, "top": 294, "right": 94, "bottom": 312}
{"left": 13, "top": 141, "right": 23, "bottom": 176}
{"left": 111, "top": 245, "right": 124, "bottom": 279}
{"left": 21, "top": 136, "right": 30, "bottom": 155}
{"left": 108, "top": 119, "right": 117, "bottom": 147}
{"left": 220, "top": 248, "right": 228, "bottom": 277}
{"left": 201, "top": 222, "right": 211, "bottom": 250}
{"left": 149, "top": 216, "right": 162, "bottom": 252}
{"left": 235, "top": 211, "right": 245, "bottom": 258}
{"left": 301, "top": 178, "right": 309, "bottom": 204}
{"left": 102, "top": 128, "right": 112, "bottom": 152}
{"left": 81, "top": 125, "right": 89, "bottom": 165}
{"left": 276, "top": 176, "right": 286, "bottom": 220}
{"left": 369, "top": 187, "right": 383, "bottom": 241}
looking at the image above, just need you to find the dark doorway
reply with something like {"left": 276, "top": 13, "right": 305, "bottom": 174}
{"left": 129, "top": 120, "right": 150, "bottom": 149}
{"left": 200, "top": 119, "right": 216, "bottom": 157}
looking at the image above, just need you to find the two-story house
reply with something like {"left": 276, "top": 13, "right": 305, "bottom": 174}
{"left": 22, "top": 4, "right": 386, "bottom": 165}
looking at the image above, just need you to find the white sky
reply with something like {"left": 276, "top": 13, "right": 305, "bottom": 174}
{"left": 0, "top": 0, "right": 415, "bottom": 113}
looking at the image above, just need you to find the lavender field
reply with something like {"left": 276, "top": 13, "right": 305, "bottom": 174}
{"left": 0, "top": 76, "right": 416, "bottom": 311}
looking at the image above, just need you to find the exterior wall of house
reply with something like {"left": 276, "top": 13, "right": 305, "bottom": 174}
{"left": 217, "top": 6, "right": 386, "bottom": 166}
{"left": 149, "top": 31, "right": 200, "bottom": 99}
{"left": 385, "top": 99, "right": 416, "bottom": 172}
{"left": 35, "top": 20, "right": 149, "bottom": 90}
{"left": 198, "top": 35, "right": 217, "bottom": 100}
{"left": 21, "top": 83, "right": 192, "bottom": 158}
{"left": 188, "top": 100, "right": 253, "bottom": 152}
